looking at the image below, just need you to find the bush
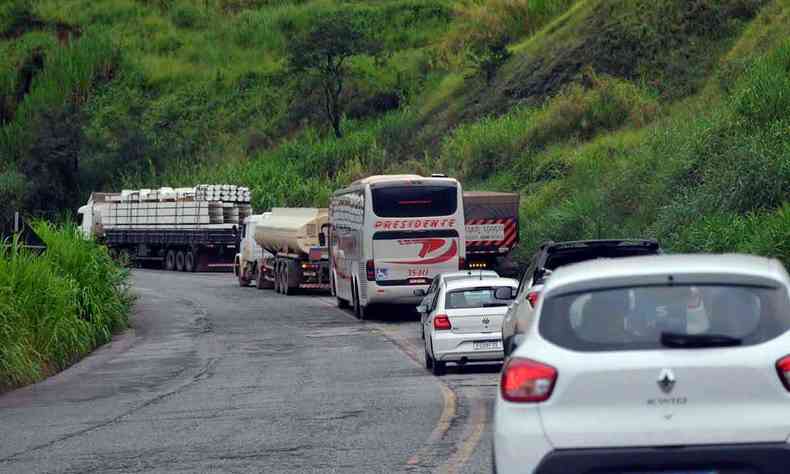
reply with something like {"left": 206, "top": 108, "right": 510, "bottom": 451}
{"left": 0, "top": 223, "right": 131, "bottom": 390}
{"left": 170, "top": 2, "right": 204, "bottom": 29}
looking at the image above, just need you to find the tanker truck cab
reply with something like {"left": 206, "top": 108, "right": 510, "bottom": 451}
{"left": 235, "top": 213, "right": 272, "bottom": 287}
{"left": 330, "top": 175, "right": 466, "bottom": 319}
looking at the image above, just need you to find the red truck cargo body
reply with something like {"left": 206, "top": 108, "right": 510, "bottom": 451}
{"left": 463, "top": 192, "right": 520, "bottom": 269}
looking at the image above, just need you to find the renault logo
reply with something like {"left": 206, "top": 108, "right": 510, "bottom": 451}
{"left": 657, "top": 369, "right": 676, "bottom": 394}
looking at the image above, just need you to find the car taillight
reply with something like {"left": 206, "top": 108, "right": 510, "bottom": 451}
{"left": 366, "top": 260, "right": 375, "bottom": 281}
{"left": 776, "top": 355, "right": 790, "bottom": 391}
{"left": 501, "top": 358, "right": 557, "bottom": 403}
{"left": 526, "top": 291, "right": 540, "bottom": 307}
{"left": 458, "top": 257, "right": 466, "bottom": 270}
{"left": 434, "top": 314, "right": 452, "bottom": 330}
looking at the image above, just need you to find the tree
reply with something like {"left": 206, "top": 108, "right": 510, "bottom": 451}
{"left": 20, "top": 105, "right": 83, "bottom": 214}
{"left": 467, "top": 32, "right": 512, "bottom": 85}
{"left": 285, "top": 10, "right": 381, "bottom": 138}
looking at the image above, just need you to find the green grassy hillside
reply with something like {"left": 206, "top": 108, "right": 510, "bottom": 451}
{"left": 1, "top": 0, "right": 788, "bottom": 265}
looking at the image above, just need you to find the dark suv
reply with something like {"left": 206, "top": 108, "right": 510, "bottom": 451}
{"left": 501, "top": 239, "right": 662, "bottom": 356}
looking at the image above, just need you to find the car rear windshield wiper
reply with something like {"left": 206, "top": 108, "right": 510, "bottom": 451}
{"left": 483, "top": 302, "right": 510, "bottom": 307}
{"left": 660, "top": 332, "right": 742, "bottom": 348}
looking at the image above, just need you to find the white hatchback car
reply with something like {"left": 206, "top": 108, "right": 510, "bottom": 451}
{"left": 421, "top": 277, "right": 517, "bottom": 376}
{"left": 494, "top": 254, "right": 790, "bottom": 473}
{"left": 416, "top": 270, "right": 500, "bottom": 339}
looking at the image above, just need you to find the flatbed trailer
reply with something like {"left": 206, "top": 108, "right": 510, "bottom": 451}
{"left": 104, "top": 227, "right": 239, "bottom": 272}
{"left": 79, "top": 185, "right": 250, "bottom": 272}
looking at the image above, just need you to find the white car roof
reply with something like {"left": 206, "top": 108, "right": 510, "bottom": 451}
{"left": 441, "top": 270, "right": 499, "bottom": 281}
{"left": 543, "top": 254, "right": 789, "bottom": 295}
{"left": 444, "top": 277, "right": 518, "bottom": 292}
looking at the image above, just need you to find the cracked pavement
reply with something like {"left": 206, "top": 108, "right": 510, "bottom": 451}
{"left": 0, "top": 270, "right": 498, "bottom": 473}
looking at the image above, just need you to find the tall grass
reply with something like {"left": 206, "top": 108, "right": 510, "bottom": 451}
{"left": 440, "top": 0, "right": 578, "bottom": 65}
{"left": 0, "top": 223, "right": 131, "bottom": 390}
{"left": 438, "top": 75, "right": 659, "bottom": 182}
{"left": 511, "top": 41, "right": 790, "bottom": 265}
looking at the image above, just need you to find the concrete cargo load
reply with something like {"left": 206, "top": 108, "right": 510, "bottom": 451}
{"left": 254, "top": 208, "right": 328, "bottom": 257}
{"left": 463, "top": 191, "right": 520, "bottom": 274}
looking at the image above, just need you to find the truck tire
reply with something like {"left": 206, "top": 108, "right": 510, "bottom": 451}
{"left": 165, "top": 250, "right": 176, "bottom": 271}
{"left": 238, "top": 260, "right": 250, "bottom": 287}
{"left": 185, "top": 251, "right": 196, "bottom": 273}
{"left": 282, "top": 263, "right": 291, "bottom": 295}
{"left": 176, "top": 251, "right": 186, "bottom": 272}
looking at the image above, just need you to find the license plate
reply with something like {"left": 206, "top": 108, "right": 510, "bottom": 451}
{"left": 409, "top": 278, "right": 428, "bottom": 285}
{"left": 473, "top": 341, "right": 501, "bottom": 351}
{"left": 302, "top": 271, "right": 316, "bottom": 277}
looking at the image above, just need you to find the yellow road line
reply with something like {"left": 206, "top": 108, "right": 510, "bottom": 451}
{"left": 437, "top": 389, "right": 486, "bottom": 474}
{"left": 317, "top": 297, "right": 485, "bottom": 472}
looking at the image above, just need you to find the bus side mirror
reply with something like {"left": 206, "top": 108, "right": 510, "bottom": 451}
{"left": 318, "top": 232, "right": 326, "bottom": 247}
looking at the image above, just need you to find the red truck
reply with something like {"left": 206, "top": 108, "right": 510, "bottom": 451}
{"left": 463, "top": 191, "right": 520, "bottom": 276}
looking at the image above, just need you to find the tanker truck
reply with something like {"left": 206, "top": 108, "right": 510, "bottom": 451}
{"left": 254, "top": 208, "right": 330, "bottom": 294}
{"left": 234, "top": 212, "right": 274, "bottom": 288}
{"left": 78, "top": 185, "right": 251, "bottom": 271}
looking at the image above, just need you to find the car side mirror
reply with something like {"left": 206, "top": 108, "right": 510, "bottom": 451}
{"left": 495, "top": 287, "right": 514, "bottom": 300}
{"left": 416, "top": 305, "right": 427, "bottom": 314}
{"left": 318, "top": 232, "right": 326, "bottom": 247}
{"left": 413, "top": 289, "right": 427, "bottom": 297}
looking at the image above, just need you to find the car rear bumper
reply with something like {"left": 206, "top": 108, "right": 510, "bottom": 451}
{"left": 530, "top": 443, "right": 790, "bottom": 474}
{"left": 432, "top": 332, "right": 503, "bottom": 362}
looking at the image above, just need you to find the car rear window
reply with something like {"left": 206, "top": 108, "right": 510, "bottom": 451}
{"left": 372, "top": 185, "right": 457, "bottom": 218}
{"left": 446, "top": 287, "right": 513, "bottom": 309}
{"left": 539, "top": 285, "right": 790, "bottom": 351}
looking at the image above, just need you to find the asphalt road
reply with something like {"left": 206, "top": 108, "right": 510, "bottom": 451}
{"left": 0, "top": 270, "right": 500, "bottom": 473}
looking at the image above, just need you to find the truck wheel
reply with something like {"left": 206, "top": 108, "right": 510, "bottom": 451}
{"left": 239, "top": 271, "right": 250, "bottom": 287}
{"left": 282, "top": 264, "right": 291, "bottom": 295}
{"left": 185, "top": 251, "right": 196, "bottom": 273}
{"left": 337, "top": 296, "right": 349, "bottom": 309}
{"left": 176, "top": 251, "right": 186, "bottom": 272}
{"left": 165, "top": 250, "right": 176, "bottom": 271}
{"left": 238, "top": 261, "right": 250, "bottom": 287}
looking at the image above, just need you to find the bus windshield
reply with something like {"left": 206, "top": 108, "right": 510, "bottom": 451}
{"left": 372, "top": 185, "right": 457, "bottom": 218}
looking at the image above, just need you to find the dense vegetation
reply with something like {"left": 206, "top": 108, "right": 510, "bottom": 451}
{"left": 0, "top": 223, "right": 131, "bottom": 390}
{"left": 1, "top": 0, "right": 788, "bottom": 265}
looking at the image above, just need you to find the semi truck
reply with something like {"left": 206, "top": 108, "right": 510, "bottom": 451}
{"left": 78, "top": 185, "right": 251, "bottom": 272}
{"left": 253, "top": 208, "right": 331, "bottom": 294}
{"left": 463, "top": 191, "right": 520, "bottom": 276}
